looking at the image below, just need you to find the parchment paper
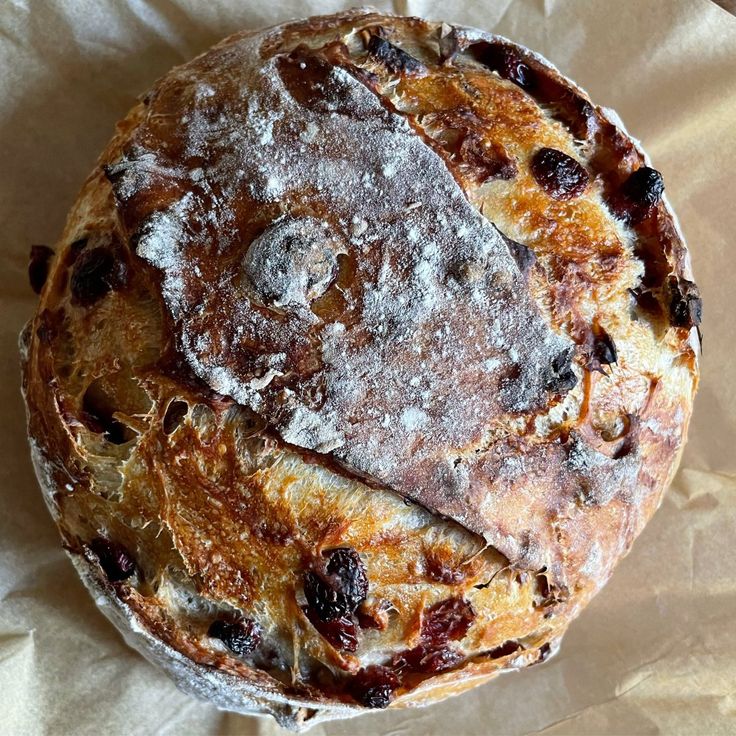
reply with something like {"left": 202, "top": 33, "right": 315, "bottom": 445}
{"left": 1, "top": 1, "right": 735, "bottom": 734}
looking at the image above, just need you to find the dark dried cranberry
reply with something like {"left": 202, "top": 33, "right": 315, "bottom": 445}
{"left": 29, "top": 245, "right": 54, "bottom": 295}
{"left": 668, "top": 276, "right": 702, "bottom": 328}
{"left": 89, "top": 537, "right": 136, "bottom": 581}
{"left": 622, "top": 167, "right": 664, "bottom": 210}
{"left": 593, "top": 329, "right": 617, "bottom": 366}
{"left": 208, "top": 617, "right": 262, "bottom": 656}
{"left": 531, "top": 148, "right": 589, "bottom": 201}
{"left": 393, "top": 644, "right": 464, "bottom": 673}
{"left": 303, "top": 606, "right": 359, "bottom": 652}
{"left": 613, "top": 167, "right": 664, "bottom": 225}
{"left": 70, "top": 246, "right": 123, "bottom": 306}
{"left": 303, "top": 547, "right": 368, "bottom": 621}
{"left": 422, "top": 597, "right": 475, "bottom": 643}
{"left": 163, "top": 400, "right": 188, "bottom": 435}
{"left": 349, "top": 665, "right": 399, "bottom": 708}
{"left": 366, "top": 34, "right": 426, "bottom": 75}
{"left": 304, "top": 571, "right": 346, "bottom": 621}
{"left": 324, "top": 547, "right": 369, "bottom": 611}
{"left": 480, "top": 45, "right": 533, "bottom": 88}
{"left": 544, "top": 350, "right": 578, "bottom": 394}
{"left": 488, "top": 640, "right": 522, "bottom": 659}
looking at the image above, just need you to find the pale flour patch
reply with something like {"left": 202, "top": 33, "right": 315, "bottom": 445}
{"left": 112, "top": 32, "right": 575, "bottom": 535}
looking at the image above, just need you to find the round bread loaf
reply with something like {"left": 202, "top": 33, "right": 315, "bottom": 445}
{"left": 21, "top": 8, "right": 701, "bottom": 730}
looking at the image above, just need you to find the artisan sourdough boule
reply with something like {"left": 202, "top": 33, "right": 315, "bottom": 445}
{"left": 21, "top": 8, "right": 701, "bottom": 730}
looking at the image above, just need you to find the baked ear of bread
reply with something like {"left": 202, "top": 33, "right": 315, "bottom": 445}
{"left": 21, "top": 8, "right": 700, "bottom": 730}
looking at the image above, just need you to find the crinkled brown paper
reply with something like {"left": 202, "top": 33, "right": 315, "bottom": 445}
{"left": 2, "top": 0, "right": 735, "bottom": 733}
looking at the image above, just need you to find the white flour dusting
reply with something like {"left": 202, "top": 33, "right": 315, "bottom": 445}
{"left": 110, "top": 34, "right": 578, "bottom": 538}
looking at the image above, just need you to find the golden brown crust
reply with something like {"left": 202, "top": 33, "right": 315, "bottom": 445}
{"left": 21, "top": 9, "right": 699, "bottom": 729}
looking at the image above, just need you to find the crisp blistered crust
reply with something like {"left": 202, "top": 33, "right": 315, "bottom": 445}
{"left": 21, "top": 8, "right": 699, "bottom": 730}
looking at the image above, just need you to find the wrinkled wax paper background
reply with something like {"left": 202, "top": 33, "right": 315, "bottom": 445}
{"left": 1, "top": 0, "right": 735, "bottom": 734}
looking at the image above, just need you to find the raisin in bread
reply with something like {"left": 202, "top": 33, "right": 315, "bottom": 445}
{"left": 21, "top": 8, "right": 701, "bottom": 731}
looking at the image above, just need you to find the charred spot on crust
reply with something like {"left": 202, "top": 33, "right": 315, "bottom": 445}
{"left": 365, "top": 32, "right": 426, "bottom": 76}
{"left": 667, "top": 275, "right": 702, "bottom": 329}
{"left": 103, "top": 163, "right": 121, "bottom": 185}
{"left": 303, "top": 606, "right": 359, "bottom": 652}
{"left": 531, "top": 147, "right": 589, "bottom": 201}
{"left": 70, "top": 246, "right": 126, "bottom": 307}
{"left": 163, "top": 400, "right": 189, "bottom": 435}
{"left": 349, "top": 665, "right": 399, "bottom": 708}
{"left": 89, "top": 537, "right": 136, "bottom": 581}
{"left": 208, "top": 617, "right": 262, "bottom": 656}
{"left": 544, "top": 349, "right": 578, "bottom": 394}
{"left": 421, "top": 597, "right": 475, "bottom": 644}
{"left": 392, "top": 643, "right": 464, "bottom": 673}
{"left": 29, "top": 245, "right": 55, "bottom": 295}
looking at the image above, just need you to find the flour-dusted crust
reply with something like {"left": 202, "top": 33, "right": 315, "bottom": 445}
{"left": 21, "top": 8, "right": 700, "bottom": 730}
